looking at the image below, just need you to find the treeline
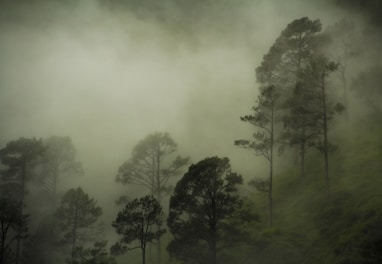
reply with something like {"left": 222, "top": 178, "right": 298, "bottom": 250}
{"left": 1, "top": 15, "right": 382, "bottom": 264}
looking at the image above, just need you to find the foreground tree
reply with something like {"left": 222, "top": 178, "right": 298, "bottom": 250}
{"left": 235, "top": 85, "right": 279, "bottom": 226}
{"left": 116, "top": 132, "right": 188, "bottom": 263}
{"left": 0, "top": 137, "right": 44, "bottom": 264}
{"left": 167, "top": 157, "right": 243, "bottom": 264}
{"left": 0, "top": 197, "right": 28, "bottom": 264}
{"left": 55, "top": 187, "right": 102, "bottom": 264}
{"left": 112, "top": 195, "right": 165, "bottom": 264}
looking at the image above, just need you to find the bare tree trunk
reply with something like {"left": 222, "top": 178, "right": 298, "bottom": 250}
{"left": 15, "top": 158, "right": 26, "bottom": 264}
{"left": 71, "top": 199, "right": 78, "bottom": 263}
{"left": 341, "top": 54, "right": 349, "bottom": 122}
{"left": 300, "top": 141, "right": 305, "bottom": 178}
{"left": 156, "top": 151, "right": 162, "bottom": 264}
{"left": 269, "top": 102, "right": 274, "bottom": 227}
{"left": 322, "top": 73, "right": 330, "bottom": 197}
{"left": 1, "top": 230, "right": 6, "bottom": 264}
{"left": 142, "top": 246, "right": 146, "bottom": 264}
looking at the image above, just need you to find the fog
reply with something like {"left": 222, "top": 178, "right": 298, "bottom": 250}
{"left": 1, "top": 0, "right": 379, "bottom": 262}
{"left": 0, "top": 0, "right": 346, "bottom": 175}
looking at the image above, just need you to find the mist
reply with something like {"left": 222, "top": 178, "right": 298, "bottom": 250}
{"left": 1, "top": 0, "right": 381, "bottom": 263}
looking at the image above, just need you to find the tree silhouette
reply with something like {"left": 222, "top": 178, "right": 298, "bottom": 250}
{"left": 116, "top": 132, "right": 188, "bottom": 264}
{"left": 167, "top": 157, "right": 243, "bottom": 264}
{"left": 235, "top": 85, "right": 279, "bottom": 226}
{"left": 55, "top": 187, "right": 102, "bottom": 264}
{"left": 0, "top": 137, "right": 44, "bottom": 264}
{"left": 112, "top": 195, "right": 165, "bottom": 264}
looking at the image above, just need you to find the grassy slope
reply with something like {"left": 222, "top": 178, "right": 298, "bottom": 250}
{"left": 244, "top": 118, "right": 382, "bottom": 263}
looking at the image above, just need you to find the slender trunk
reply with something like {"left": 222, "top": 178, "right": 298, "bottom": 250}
{"left": 141, "top": 216, "right": 146, "bottom": 264}
{"left": 1, "top": 228, "right": 5, "bottom": 264}
{"left": 341, "top": 51, "right": 348, "bottom": 122}
{"left": 321, "top": 73, "right": 330, "bottom": 196}
{"left": 71, "top": 199, "right": 78, "bottom": 263}
{"left": 300, "top": 141, "right": 305, "bottom": 178}
{"left": 269, "top": 101, "right": 274, "bottom": 227}
{"left": 47, "top": 169, "right": 58, "bottom": 264}
{"left": 300, "top": 127, "right": 306, "bottom": 178}
{"left": 156, "top": 150, "right": 162, "bottom": 264}
{"left": 211, "top": 237, "right": 217, "bottom": 264}
{"left": 52, "top": 168, "right": 58, "bottom": 213}
{"left": 142, "top": 246, "right": 146, "bottom": 264}
{"left": 211, "top": 196, "right": 217, "bottom": 264}
{"left": 15, "top": 158, "right": 26, "bottom": 264}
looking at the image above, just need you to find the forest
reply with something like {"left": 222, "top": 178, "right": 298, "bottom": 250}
{"left": 0, "top": 0, "right": 381, "bottom": 264}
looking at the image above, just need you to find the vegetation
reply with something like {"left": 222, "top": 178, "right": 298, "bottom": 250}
{"left": 0, "top": 3, "right": 381, "bottom": 264}
{"left": 167, "top": 157, "right": 243, "bottom": 264}
{"left": 55, "top": 187, "right": 103, "bottom": 264}
{"left": 112, "top": 195, "right": 165, "bottom": 264}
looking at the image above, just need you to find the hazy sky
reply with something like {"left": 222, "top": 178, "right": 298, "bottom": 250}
{"left": 0, "top": 0, "right": 353, "bottom": 204}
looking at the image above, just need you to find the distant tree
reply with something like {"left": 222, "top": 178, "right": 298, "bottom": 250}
{"left": 116, "top": 132, "right": 188, "bottom": 264}
{"left": 167, "top": 157, "right": 243, "bottom": 264}
{"left": 0, "top": 197, "right": 28, "bottom": 264}
{"left": 256, "top": 17, "right": 325, "bottom": 169}
{"left": 301, "top": 55, "right": 344, "bottom": 196}
{"left": 256, "top": 17, "right": 322, "bottom": 89}
{"left": 116, "top": 132, "right": 189, "bottom": 203}
{"left": 0, "top": 137, "right": 45, "bottom": 202}
{"left": 55, "top": 187, "right": 102, "bottom": 264}
{"left": 25, "top": 136, "right": 83, "bottom": 264}
{"left": 235, "top": 85, "right": 279, "bottom": 226}
{"left": 282, "top": 81, "right": 322, "bottom": 178}
{"left": 325, "top": 19, "right": 357, "bottom": 118}
{"left": 352, "top": 66, "right": 382, "bottom": 116}
{"left": 39, "top": 136, "right": 83, "bottom": 214}
{"left": 0, "top": 137, "right": 45, "bottom": 264}
{"left": 111, "top": 195, "right": 165, "bottom": 264}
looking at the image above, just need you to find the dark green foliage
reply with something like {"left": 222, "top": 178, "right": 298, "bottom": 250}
{"left": 0, "top": 137, "right": 45, "bottom": 264}
{"left": 256, "top": 17, "right": 322, "bottom": 86}
{"left": 0, "top": 197, "right": 28, "bottom": 264}
{"left": 167, "top": 156, "right": 243, "bottom": 264}
{"left": 112, "top": 195, "right": 165, "bottom": 264}
{"left": 0, "top": 137, "right": 45, "bottom": 200}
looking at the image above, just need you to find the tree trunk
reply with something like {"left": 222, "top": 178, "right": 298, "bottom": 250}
{"left": 341, "top": 54, "right": 348, "bottom": 122}
{"left": 211, "top": 238, "right": 217, "bottom": 264}
{"left": 300, "top": 134, "right": 306, "bottom": 178}
{"left": 322, "top": 73, "right": 330, "bottom": 197}
{"left": 1, "top": 230, "right": 5, "bottom": 264}
{"left": 15, "top": 158, "right": 27, "bottom": 264}
{"left": 142, "top": 246, "right": 146, "bottom": 264}
{"left": 71, "top": 199, "right": 79, "bottom": 263}
{"left": 156, "top": 151, "right": 162, "bottom": 264}
{"left": 269, "top": 101, "right": 274, "bottom": 227}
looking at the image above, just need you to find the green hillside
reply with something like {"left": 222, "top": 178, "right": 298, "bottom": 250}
{"left": 241, "top": 119, "right": 382, "bottom": 264}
